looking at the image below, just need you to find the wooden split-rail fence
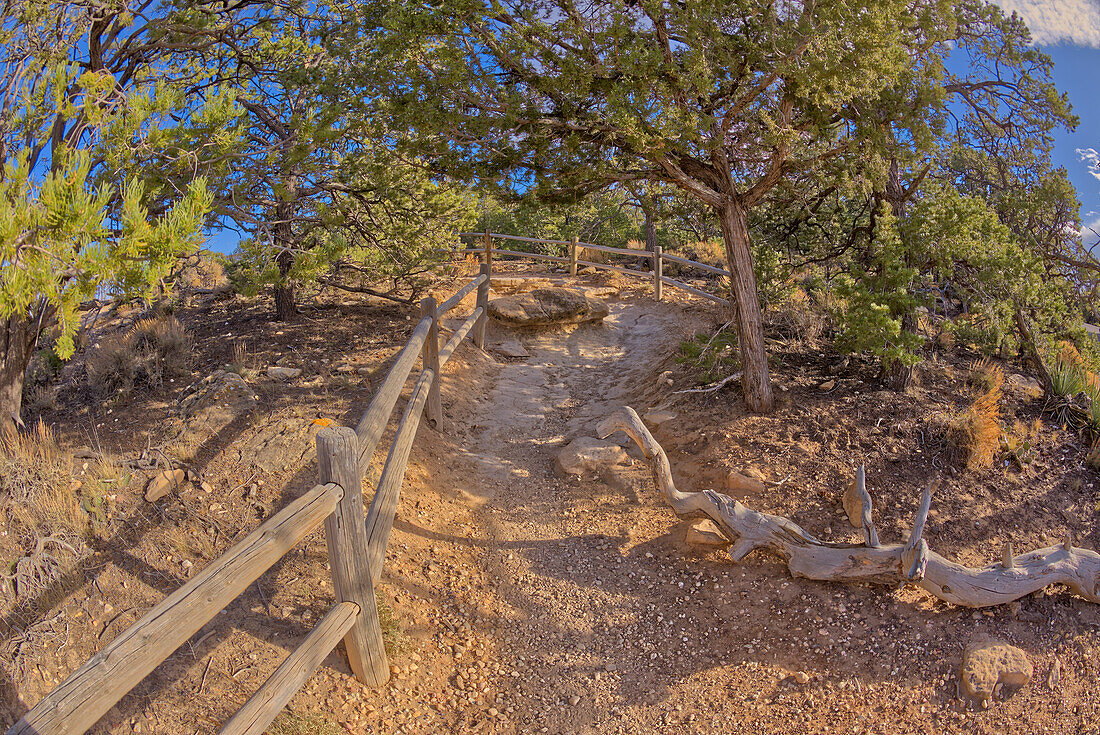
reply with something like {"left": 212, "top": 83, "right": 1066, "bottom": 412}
{"left": 456, "top": 230, "right": 732, "bottom": 305}
{"left": 11, "top": 233, "right": 730, "bottom": 735}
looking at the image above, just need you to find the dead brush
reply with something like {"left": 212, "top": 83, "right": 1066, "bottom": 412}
{"left": 87, "top": 315, "right": 191, "bottom": 393}
{"left": 944, "top": 370, "right": 1003, "bottom": 470}
{"left": 1087, "top": 439, "right": 1100, "bottom": 471}
{"left": 0, "top": 421, "right": 88, "bottom": 600}
{"left": 967, "top": 357, "right": 1004, "bottom": 393}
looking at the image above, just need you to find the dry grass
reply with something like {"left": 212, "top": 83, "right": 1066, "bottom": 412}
{"left": 946, "top": 364, "right": 1004, "bottom": 470}
{"left": 0, "top": 422, "right": 125, "bottom": 603}
{"left": 87, "top": 315, "right": 192, "bottom": 394}
{"left": 267, "top": 713, "right": 344, "bottom": 735}
{"left": 0, "top": 422, "right": 85, "bottom": 539}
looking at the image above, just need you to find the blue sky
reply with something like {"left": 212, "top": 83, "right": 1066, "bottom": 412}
{"left": 996, "top": 0, "right": 1100, "bottom": 248}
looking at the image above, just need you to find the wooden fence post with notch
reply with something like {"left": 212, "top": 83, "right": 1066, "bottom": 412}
{"left": 569, "top": 237, "right": 579, "bottom": 277}
{"left": 316, "top": 425, "right": 389, "bottom": 687}
{"left": 474, "top": 262, "right": 491, "bottom": 350}
{"left": 420, "top": 296, "right": 443, "bottom": 428}
{"left": 653, "top": 245, "right": 663, "bottom": 301}
{"left": 483, "top": 229, "right": 492, "bottom": 266}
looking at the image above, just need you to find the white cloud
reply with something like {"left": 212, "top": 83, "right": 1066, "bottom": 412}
{"left": 1080, "top": 148, "right": 1100, "bottom": 182}
{"left": 1081, "top": 211, "right": 1100, "bottom": 246}
{"left": 996, "top": 0, "right": 1100, "bottom": 47}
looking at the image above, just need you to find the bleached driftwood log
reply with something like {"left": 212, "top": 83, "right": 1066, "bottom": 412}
{"left": 598, "top": 406, "right": 1100, "bottom": 608}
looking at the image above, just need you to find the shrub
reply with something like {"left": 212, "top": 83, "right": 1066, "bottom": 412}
{"left": 1002, "top": 418, "right": 1041, "bottom": 468}
{"left": 1049, "top": 341, "right": 1086, "bottom": 397}
{"left": 87, "top": 315, "right": 191, "bottom": 393}
{"left": 678, "top": 326, "right": 740, "bottom": 384}
{"left": 946, "top": 368, "right": 1003, "bottom": 470}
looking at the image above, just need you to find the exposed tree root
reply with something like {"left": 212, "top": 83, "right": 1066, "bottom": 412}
{"left": 597, "top": 406, "right": 1100, "bottom": 608}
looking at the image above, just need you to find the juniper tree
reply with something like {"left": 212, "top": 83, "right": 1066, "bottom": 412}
{"left": 373, "top": 0, "right": 998, "bottom": 412}
{"left": 0, "top": 1, "right": 220, "bottom": 429}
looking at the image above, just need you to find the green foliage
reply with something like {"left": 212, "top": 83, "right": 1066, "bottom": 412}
{"left": 834, "top": 204, "right": 924, "bottom": 372}
{"left": 678, "top": 328, "right": 740, "bottom": 385}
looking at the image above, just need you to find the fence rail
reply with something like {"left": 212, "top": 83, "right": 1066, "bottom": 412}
{"left": 12, "top": 231, "right": 726, "bottom": 735}
{"left": 457, "top": 230, "right": 731, "bottom": 304}
{"left": 8, "top": 266, "right": 494, "bottom": 735}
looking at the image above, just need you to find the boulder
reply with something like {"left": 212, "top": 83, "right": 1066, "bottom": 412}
{"left": 179, "top": 370, "right": 257, "bottom": 420}
{"left": 145, "top": 469, "right": 187, "bottom": 502}
{"left": 488, "top": 288, "right": 609, "bottom": 327}
{"left": 685, "top": 519, "right": 729, "bottom": 547}
{"left": 960, "top": 636, "right": 1033, "bottom": 706}
{"left": 556, "top": 437, "right": 628, "bottom": 476}
{"left": 266, "top": 366, "right": 302, "bottom": 380}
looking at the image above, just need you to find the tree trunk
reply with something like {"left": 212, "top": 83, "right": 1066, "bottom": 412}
{"left": 1014, "top": 305, "right": 1054, "bottom": 396}
{"left": 274, "top": 248, "right": 297, "bottom": 321}
{"left": 885, "top": 312, "right": 916, "bottom": 391}
{"left": 883, "top": 158, "right": 915, "bottom": 392}
{"left": 0, "top": 315, "right": 34, "bottom": 431}
{"left": 271, "top": 213, "right": 297, "bottom": 323}
{"left": 717, "top": 199, "right": 773, "bottom": 413}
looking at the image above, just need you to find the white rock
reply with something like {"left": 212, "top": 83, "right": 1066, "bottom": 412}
{"left": 266, "top": 366, "right": 302, "bottom": 380}
{"left": 556, "top": 437, "right": 629, "bottom": 476}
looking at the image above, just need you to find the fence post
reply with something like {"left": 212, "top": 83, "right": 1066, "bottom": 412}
{"left": 483, "top": 229, "right": 492, "bottom": 266}
{"left": 569, "top": 237, "right": 578, "bottom": 277}
{"left": 653, "top": 245, "right": 663, "bottom": 301}
{"left": 419, "top": 296, "right": 443, "bottom": 428}
{"left": 316, "top": 426, "right": 389, "bottom": 687}
{"left": 473, "top": 262, "right": 491, "bottom": 349}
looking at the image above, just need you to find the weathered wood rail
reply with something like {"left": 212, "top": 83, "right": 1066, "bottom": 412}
{"left": 457, "top": 230, "right": 731, "bottom": 305}
{"left": 7, "top": 266, "right": 494, "bottom": 735}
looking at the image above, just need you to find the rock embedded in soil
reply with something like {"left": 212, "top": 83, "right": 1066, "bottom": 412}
{"left": 266, "top": 365, "right": 302, "bottom": 380}
{"left": 643, "top": 409, "right": 677, "bottom": 427}
{"left": 488, "top": 288, "right": 609, "bottom": 327}
{"left": 556, "top": 437, "right": 628, "bottom": 476}
{"left": 685, "top": 519, "right": 729, "bottom": 547}
{"left": 494, "top": 339, "right": 530, "bottom": 358}
{"left": 726, "top": 470, "right": 765, "bottom": 495}
{"left": 960, "top": 636, "right": 1033, "bottom": 706}
{"left": 145, "top": 469, "right": 187, "bottom": 502}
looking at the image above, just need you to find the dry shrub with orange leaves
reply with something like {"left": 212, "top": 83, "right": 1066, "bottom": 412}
{"left": 947, "top": 360, "right": 1004, "bottom": 469}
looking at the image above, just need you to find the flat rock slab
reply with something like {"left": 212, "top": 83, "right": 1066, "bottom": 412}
{"left": 266, "top": 366, "right": 302, "bottom": 380}
{"left": 494, "top": 339, "right": 530, "bottom": 358}
{"left": 960, "top": 636, "right": 1033, "bottom": 705}
{"left": 556, "top": 437, "right": 628, "bottom": 476}
{"left": 489, "top": 288, "right": 609, "bottom": 327}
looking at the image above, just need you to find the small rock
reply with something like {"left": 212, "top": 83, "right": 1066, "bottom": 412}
{"left": 1047, "top": 657, "right": 1062, "bottom": 690}
{"left": 556, "top": 437, "right": 628, "bottom": 476}
{"left": 145, "top": 469, "right": 187, "bottom": 502}
{"left": 818, "top": 379, "right": 836, "bottom": 392}
{"left": 743, "top": 467, "right": 768, "bottom": 483}
{"left": 494, "top": 339, "right": 530, "bottom": 358}
{"left": 726, "top": 470, "right": 766, "bottom": 495}
{"left": 960, "top": 636, "right": 1033, "bottom": 706}
{"left": 568, "top": 695, "right": 581, "bottom": 706}
{"left": 266, "top": 366, "right": 302, "bottom": 380}
{"left": 794, "top": 671, "right": 810, "bottom": 684}
{"left": 643, "top": 409, "right": 677, "bottom": 427}
{"left": 685, "top": 519, "right": 729, "bottom": 547}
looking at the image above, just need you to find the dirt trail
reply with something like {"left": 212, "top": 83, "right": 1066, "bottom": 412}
{"left": 455, "top": 295, "right": 705, "bottom": 734}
